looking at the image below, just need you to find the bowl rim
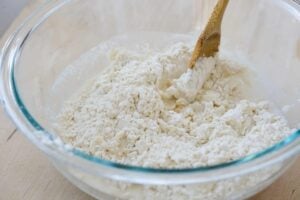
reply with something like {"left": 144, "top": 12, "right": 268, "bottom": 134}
{"left": 1, "top": 0, "right": 300, "bottom": 183}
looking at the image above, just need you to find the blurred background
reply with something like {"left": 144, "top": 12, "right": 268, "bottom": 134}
{"left": 0, "top": 0, "right": 30, "bottom": 36}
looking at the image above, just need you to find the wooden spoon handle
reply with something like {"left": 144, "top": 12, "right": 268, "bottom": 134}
{"left": 188, "top": 0, "right": 229, "bottom": 68}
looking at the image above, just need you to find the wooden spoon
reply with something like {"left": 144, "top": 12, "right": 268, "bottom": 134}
{"left": 188, "top": 0, "right": 229, "bottom": 69}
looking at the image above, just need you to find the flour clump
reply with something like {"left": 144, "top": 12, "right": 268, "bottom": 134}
{"left": 56, "top": 43, "right": 292, "bottom": 168}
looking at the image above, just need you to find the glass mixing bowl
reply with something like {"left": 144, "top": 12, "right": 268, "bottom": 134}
{"left": 1, "top": 0, "right": 300, "bottom": 199}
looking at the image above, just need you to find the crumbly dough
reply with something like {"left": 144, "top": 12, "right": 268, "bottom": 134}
{"left": 56, "top": 43, "right": 292, "bottom": 168}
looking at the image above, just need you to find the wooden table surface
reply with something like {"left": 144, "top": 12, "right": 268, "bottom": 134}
{"left": 0, "top": 1, "right": 299, "bottom": 199}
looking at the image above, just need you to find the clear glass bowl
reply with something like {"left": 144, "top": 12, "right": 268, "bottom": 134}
{"left": 1, "top": 0, "right": 300, "bottom": 199}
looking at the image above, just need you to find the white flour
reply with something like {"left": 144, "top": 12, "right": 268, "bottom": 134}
{"left": 55, "top": 42, "right": 292, "bottom": 169}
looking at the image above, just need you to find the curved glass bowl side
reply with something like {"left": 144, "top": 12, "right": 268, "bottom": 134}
{"left": 0, "top": 0, "right": 300, "bottom": 185}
